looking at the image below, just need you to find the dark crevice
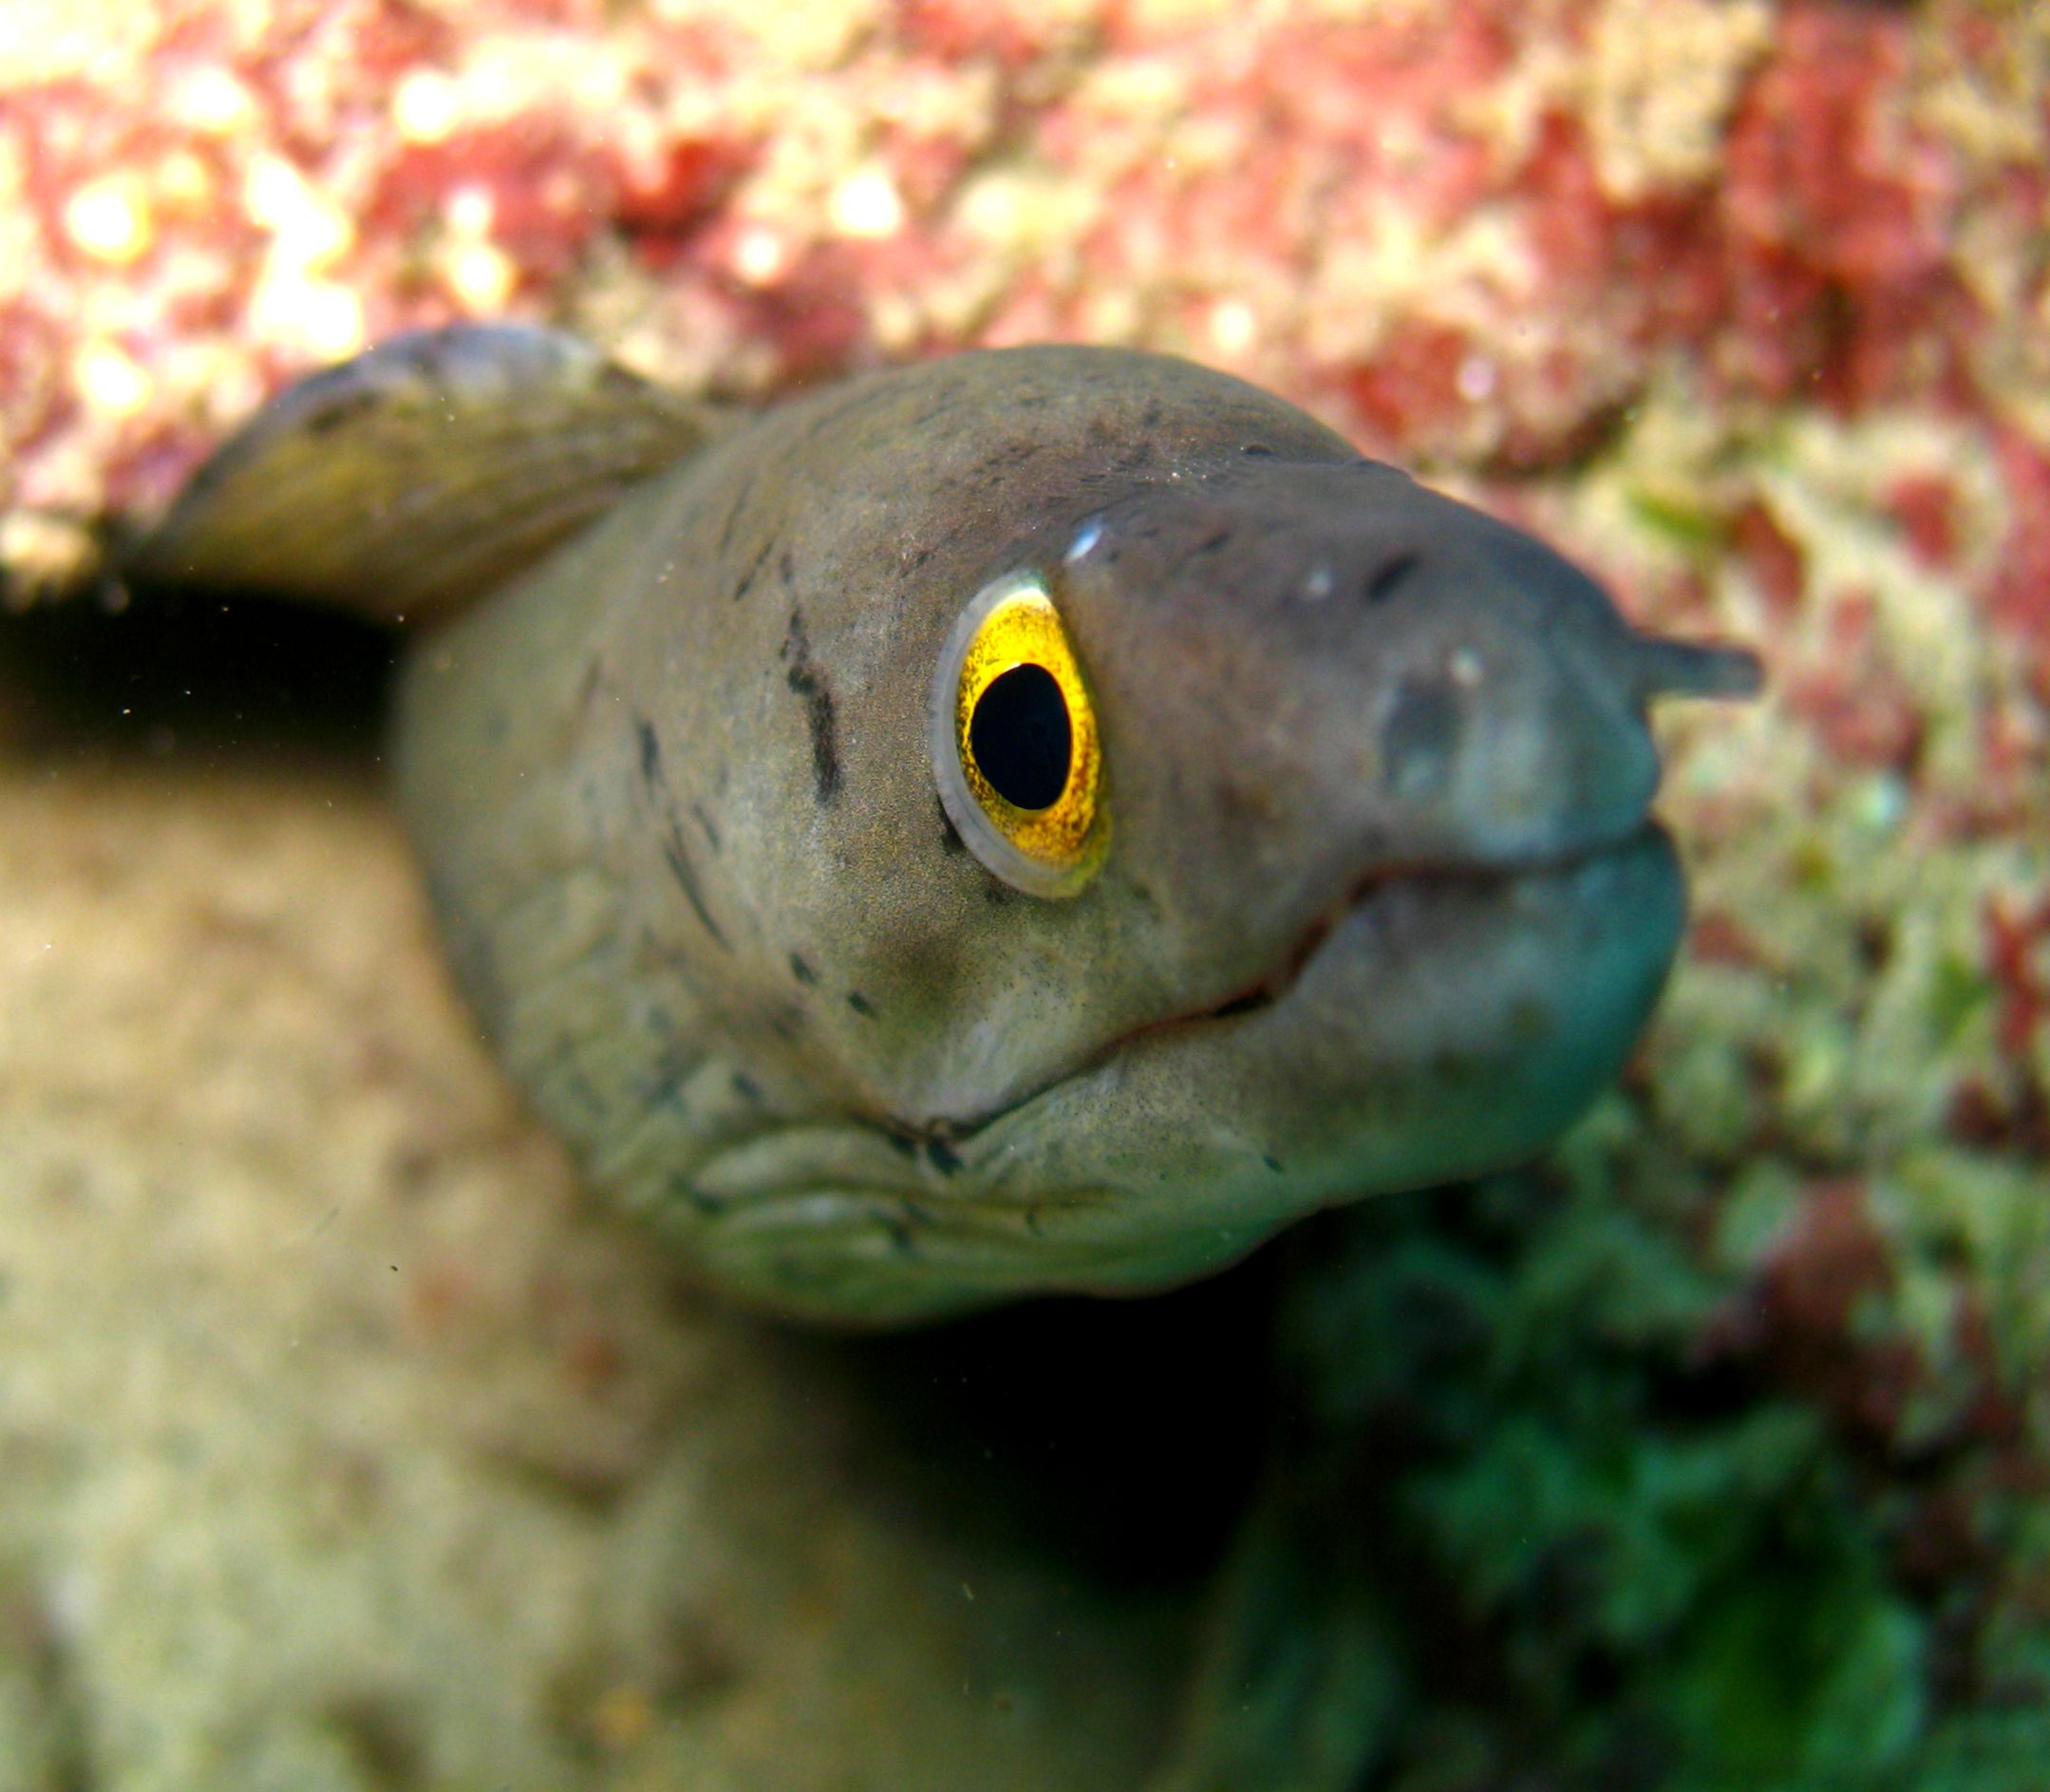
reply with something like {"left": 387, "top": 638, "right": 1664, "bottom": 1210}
{"left": 0, "top": 578, "right": 394, "bottom": 766}
{"left": 800, "top": 1253, "right": 1284, "bottom": 1591}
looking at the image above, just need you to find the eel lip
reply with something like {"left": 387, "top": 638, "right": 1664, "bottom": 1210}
{"left": 1173, "top": 821, "right": 1670, "bottom": 1031}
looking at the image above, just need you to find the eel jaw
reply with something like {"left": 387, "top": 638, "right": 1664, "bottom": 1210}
{"left": 905, "top": 816, "right": 1677, "bottom": 1152}
{"left": 1119, "top": 819, "right": 1674, "bottom": 1046}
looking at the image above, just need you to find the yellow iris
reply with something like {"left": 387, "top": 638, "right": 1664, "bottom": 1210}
{"left": 946, "top": 578, "right": 1105, "bottom": 894}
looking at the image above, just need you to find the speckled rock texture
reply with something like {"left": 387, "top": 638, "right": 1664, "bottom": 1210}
{"left": 0, "top": 744, "right": 1205, "bottom": 1791}
{"left": 3, "top": 1, "right": 2048, "bottom": 1787}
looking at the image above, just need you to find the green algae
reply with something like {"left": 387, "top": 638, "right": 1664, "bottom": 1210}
{"left": 1267, "top": 1143, "right": 2050, "bottom": 1789}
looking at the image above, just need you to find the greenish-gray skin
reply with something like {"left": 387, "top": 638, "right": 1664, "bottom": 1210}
{"left": 131, "top": 325, "right": 1763, "bottom": 1790}
{"left": 133, "top": 326, "right": 1757, "bottom": 1330}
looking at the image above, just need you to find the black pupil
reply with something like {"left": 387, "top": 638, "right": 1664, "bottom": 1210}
{"left": 969, "top": 663, "right": 1072, "bottom": 810}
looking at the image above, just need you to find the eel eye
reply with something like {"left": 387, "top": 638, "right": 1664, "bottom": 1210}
{"left": 931, "top": 572, "right": 1105, "bottom": 897}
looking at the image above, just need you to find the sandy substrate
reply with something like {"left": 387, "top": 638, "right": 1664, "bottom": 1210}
{"left": 0, "top": 732, "right": 1208, "bottom": 1790}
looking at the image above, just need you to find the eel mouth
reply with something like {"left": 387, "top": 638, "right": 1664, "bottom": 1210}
{"left": 1143, "top": 819, "right": 1672, "bottom": 1039}
{"left": 917, "top": 820, "right": 1672, "bottom": 1141}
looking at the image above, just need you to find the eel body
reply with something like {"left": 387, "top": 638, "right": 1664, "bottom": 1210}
{"left": 132, "top": 326, "right": 1758, "bottom": 1324}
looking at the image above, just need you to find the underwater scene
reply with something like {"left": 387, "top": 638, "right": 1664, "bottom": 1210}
{"left": 1, "top": 2, "right": 2047, "bottom": 1787}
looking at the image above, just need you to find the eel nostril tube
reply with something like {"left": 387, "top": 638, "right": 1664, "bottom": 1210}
{"left": 1629, "top": 633, "right": 1766, "bottom": 705}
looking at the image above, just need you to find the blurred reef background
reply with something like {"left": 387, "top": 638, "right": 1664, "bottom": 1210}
{"left": 1, "top": 2, "right": 2048, "bottom": 1787}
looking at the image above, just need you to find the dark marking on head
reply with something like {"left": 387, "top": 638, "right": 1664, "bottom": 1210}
{"left": 777, "top": 547, "right": 796, "bottom": 586}
{"left": 731, "top": 1071, "right": 763, "bottom": 1104}
{"left": 731, "top": 538, "right": 771, "bottom": 602}
{"left": 925, "top": 1138, "right": 964, "bottom": 1177}
{"left": 714, "top": 478, "right": 751, "bottom": 556}
{"left": 1024, "top": 1209, "right": 1044, "bottom": 1236}
{"left": 1262, "top": 1153, "right": 1284, "bottom": 1174}
{"left": 937, "top": 795, "right": 966, "bottom": 855}
{"left": 884, "top": 1129, "right": 918, "bottom": 1159}
{"left": 789, "top": 951, "right": 818, "bottom": 986}
{"left": 847, "top": 990, "right": 877, "bottom": 1019}
{"left": 1240, "top": 443, "right": 1275, "bottom": 457}
{"left": 1364, "top": 553, "right": 1418, "bottom": 605}
{"left": 661, "top": 822, "right": 729, "bottom": 950}
{"left": 767, "top": 1007, "right": 802, "bottom": 1041}
{"left": 691, "top": 802, "right": 721, "bottom": 851}
{"left": 882, "top": 1215, "right": 916, "bottom": 1254}
{"left": 1195, "top": 528, "right": 1231, "bottom": 554}
{"left": 781, "top": 608, "right": 842, "bottom": 804}
{"left": 636, "top": 717, "right": 663, "bottom": 788}
{"left": 787, "top": 663, "right": 839, "bottom": 800}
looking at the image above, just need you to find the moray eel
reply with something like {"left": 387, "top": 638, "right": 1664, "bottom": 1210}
{"left": 132, "top": 326, "right": 1756, "bottom": 1330}
{"left": 133, "top": 326, "right": 1758, "bottom": 1790}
